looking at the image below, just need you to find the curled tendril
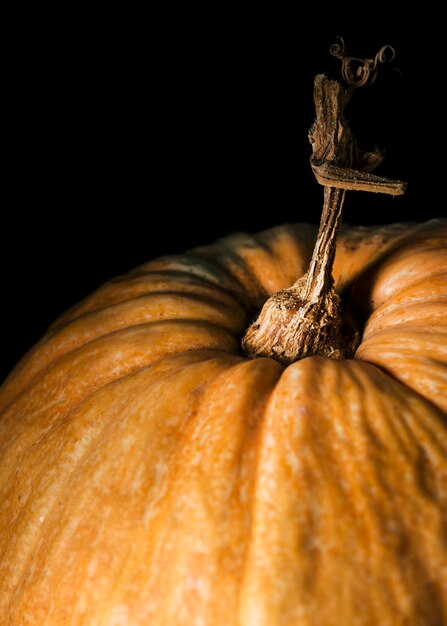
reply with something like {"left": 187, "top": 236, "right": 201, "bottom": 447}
{"left": 330, "top": 37, "right": 396, "bottom": 88}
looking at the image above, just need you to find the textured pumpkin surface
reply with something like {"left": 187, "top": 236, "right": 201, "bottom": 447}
{"left": 1, "top": 219, "right": 446, "bottom": 626}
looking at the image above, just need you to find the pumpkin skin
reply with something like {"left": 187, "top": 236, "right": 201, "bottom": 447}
{"left": 0, "top": 219, "right": 446, "bottom": 626}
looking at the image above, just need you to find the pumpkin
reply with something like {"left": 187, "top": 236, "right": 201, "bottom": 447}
{"left": 0, "top": 218, "right": 446, "bottom": 625}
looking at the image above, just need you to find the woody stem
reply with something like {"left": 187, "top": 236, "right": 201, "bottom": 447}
{"left": 304, "top": 187, "right": 346, "bottom": 301}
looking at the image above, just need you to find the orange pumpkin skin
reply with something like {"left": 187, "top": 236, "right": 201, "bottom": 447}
{"left": 0, "top": 219, "right": 446, "bottom": 626}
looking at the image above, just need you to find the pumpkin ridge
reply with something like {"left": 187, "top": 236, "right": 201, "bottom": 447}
{"left": 219, "top": 229, "right": 298, "bottom": 288}
{"left": 0, "top": 350, "right": 233, "bottom": 487}
{"left": 355, "top": 350, "right": 447, "bottom": 419}
{"left": 11, "top": 291, "right": 246, "bottom": 394}
{"left": 238, "top": 357, "right": 447, "bottom": 624}
{"left": 0, "top": 321, "right": 238, "bottom": 423}
{"left": 256, "top": 223, "right": 318, "bottom": 287}
{"left": 144, "top": 259, "right": 251, "bottom": 307}
{"left": 352, "top": 236, "right": 447, "bottom": 313}
{"left": 364, "top": 287, "right": 447, "bottom": 323}
{"left": 1, "top": 354, "right": 236, "bottom": 624}
{"left": 46, "top": 290, "right": 246, "bottom": 338}
{"left": 214, "top": 241, "right": 275, "bottom": 297}
{"left": 333, "top": 223, "right": 418, "bottom": 293}
{"left": 139, "top": 358, "right": 281, "bottom": 625}
{"left": 51, "top": 274, "right": 244, "bottom": 331}
{"left": 362, "top": 309, "right": 447, "bottom": 341}
{"left": 341, "top": 222, "right": 446, "bottom": 301}
{"left": 184, "top": 249, "right": 264, "bottom": 310}
{"left": 147, "top": 263, "right": 252, "bottom": 306}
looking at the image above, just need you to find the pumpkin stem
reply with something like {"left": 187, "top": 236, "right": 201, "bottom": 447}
{"left": 242, "top": 42, "right": 406, "bottom": 365}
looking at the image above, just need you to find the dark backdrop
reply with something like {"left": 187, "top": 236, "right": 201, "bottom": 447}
{"left": 2, "top": 16, "right": 444, "bottom": 382}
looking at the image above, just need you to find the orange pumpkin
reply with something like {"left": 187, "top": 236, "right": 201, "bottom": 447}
{"left": 0, "top": 218, "right": 446, "bottom": 625}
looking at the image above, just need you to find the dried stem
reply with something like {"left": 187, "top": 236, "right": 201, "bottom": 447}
{"left": 304, "top": 187, "right": 345, "bottom": 302}
{"left": 242, "top": 44, "right": 406, "bottom": 365}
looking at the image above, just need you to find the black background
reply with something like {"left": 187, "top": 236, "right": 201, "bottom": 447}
{"left": 2, "top": 14, "right": 445, "bottom": 382}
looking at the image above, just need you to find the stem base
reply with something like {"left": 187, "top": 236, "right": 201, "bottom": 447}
{"left": 242, "top": 274, "right": 360, "bottom": 365}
